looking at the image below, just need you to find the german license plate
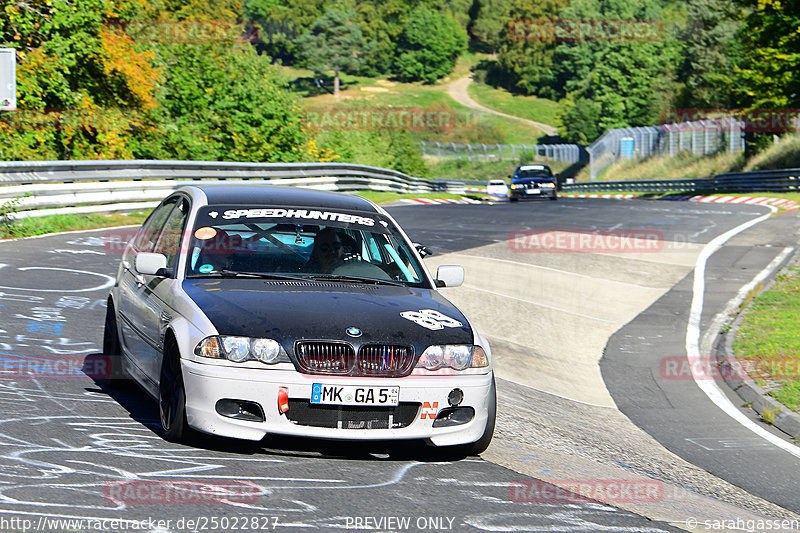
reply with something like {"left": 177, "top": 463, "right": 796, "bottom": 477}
{"left": 525, "top": 188, "right": 541, "bottom": 194}
{"left": 311, "top": 384, "right": 400, "bottom": 406}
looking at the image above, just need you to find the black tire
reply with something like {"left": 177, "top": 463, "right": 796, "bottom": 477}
{"left": 159, "top": 336, "right": 190, "bottom": 443}
{"left": 509, "top": 197, "right": 519, "bottom": 202}
{"left": 549, "top": 195, "right": 558, "bottom": 201}
{"left": 101, "top": 299, "right": 126, "bottom": 385}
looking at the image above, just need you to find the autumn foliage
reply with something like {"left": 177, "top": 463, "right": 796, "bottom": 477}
{"left": 0, "top": 0, "right": 320, "bottom": 161}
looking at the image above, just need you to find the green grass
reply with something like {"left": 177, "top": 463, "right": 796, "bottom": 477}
{"left": 577, "top": 151, "right": 743, "bottom": 182}
{"left": 734, "top": 265, "right": 800, "bottom": 413}
{"left": 282, "top": 54, "right": 552, "bottom": 146}
{"left": 578, "top": 133, "right": 800, "bottom": 183}
{"left": 467, "top": 80, "right": 560, "bottom": 126}
{"left": 426, "top": 158, "right": 572, "bottom": 182}
{"left": 301, "top": 82, "right": 547, "bottom": 144}
{"left": 743, "top": 134, "right": 800, "bottom": 171}
{"left": 0, "top": 211, "right": 152, "bottom": 240}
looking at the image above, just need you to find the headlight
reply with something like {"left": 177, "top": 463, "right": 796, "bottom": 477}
{"left": 416, "top": 345, "right": 489, "bottom": 371}
{"left": 223, "top": 336, "right": 250, "bottom": 362}
{"left": 251, "top": 338, "right": 282, "bottom": 363}
{"left": 509, "top": 184, "right": 518, "bottom": 189}
{"left": 195, "top": 336, "right": 290, "bottom": 364}
{"left": 540, "top": 182, "right": 555, "bottom": 188}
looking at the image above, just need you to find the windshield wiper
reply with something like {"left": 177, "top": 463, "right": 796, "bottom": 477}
{"left": 311, "top": 274, "right": 405, "bottom": 286}
{"left": 191, "top": 270, "right": 312, "bottom": 281}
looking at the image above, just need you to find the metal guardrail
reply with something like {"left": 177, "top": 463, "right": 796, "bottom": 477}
{"left": 561, "top": 168, "right": 800, "bottom": 193}
{"left": 0, "top": 160, "right": 485, "bottom": 218}
{"left": 418, "top": 141, "right": 584, "bottom": 163}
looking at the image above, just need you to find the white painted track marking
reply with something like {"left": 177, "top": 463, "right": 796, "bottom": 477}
{"left": 0, "top": 267, "right": 114, "bottom": 293}
{"left": 686, "top": 206, "right": 800, "bottom": 459}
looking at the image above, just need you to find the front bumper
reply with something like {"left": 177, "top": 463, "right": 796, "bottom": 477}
{"left": 509, "top": 187, "right": 557, "bottom": 200}
{"left": 182, "top": 359, "right": 492, "bottom": 446}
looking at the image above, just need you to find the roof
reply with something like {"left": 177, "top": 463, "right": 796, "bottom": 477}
{"left": 183, "top": 185, "right": 379, "bottom": 213}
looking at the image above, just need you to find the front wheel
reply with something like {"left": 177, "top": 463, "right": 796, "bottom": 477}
{"left": 549, "top": 195, "right": 558, "bottom": 201}
{"left": 509, "top": 197, "right": 519, "bottom": 202}
{"left": 159, "top": 336, "right": 191, "bottom": 443}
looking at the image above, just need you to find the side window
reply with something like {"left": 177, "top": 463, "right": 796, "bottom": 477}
{"left": 134, "top": 199, "right": 178, "bottom": 253}
{"left": 154, "top": 198, "right": 190, "bottom": 270}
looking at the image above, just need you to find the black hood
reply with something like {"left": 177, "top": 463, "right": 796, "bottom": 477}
{"left": 182, "top": 279, "right": 474, "bottom": 357}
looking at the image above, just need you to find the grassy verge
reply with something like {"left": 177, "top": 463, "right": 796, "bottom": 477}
{"left": 0, "top": 211, "right": 152, "bottom": 240}
{"left": 426, "top": 158, "right": 572, "bottom": 182}
{"left": 577, "top": 133, "right": 800, "bottom": 183}
{"left": 576, "top": 151, "right": 743, "bottom": 182}
{"left": 734, "top": 264, "right": 800, "bottom": 413}
{"left": 467, "top": 80, "right": 560, "bottom": 126}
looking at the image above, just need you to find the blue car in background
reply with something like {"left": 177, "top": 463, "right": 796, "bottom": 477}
{"left": 508, "top": 164, "right": 558, "bottom": 202}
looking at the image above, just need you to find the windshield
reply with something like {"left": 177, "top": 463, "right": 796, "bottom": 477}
{"left": 516, "top": 166, "right": 553, "bottom": 179}
{"left": 185, "top": 206, "right": 428, "bottom": 286}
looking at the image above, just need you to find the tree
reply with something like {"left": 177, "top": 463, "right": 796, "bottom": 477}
{"left": 394, "top": 5, "right": 467, "bottom": 83}
{"left": 549, "top": 0, "right": 679, "bottom": 143}
{"left": 355, "top": 0, "right": 415, "bottom": 76}
{"left": 675, "top": 0, "right": 742, "bottom": 109}
{"left": 136, "top": 41, "right": 314, "bottom": 162}
{"left": 729, "top": 0, "right": 800, "bottom": 156}
{"left": 493, "top": 0, "right": 572, "bottom": 97}
{"left": 296, "top": 8, "right": 368, "bottom": 97}
{"left": 0, "top": 0, "right": 159, "bottom": 159}
{"left": 470, "top": 0, "right": 513, "bottom": 53}
{"left": 243, "top": 0, "right": 328, "bottom": 63}
{"left": 732, "top": 0, "right": 800, "bottom": 110}
{"left": 557, "top": 97, "right": 602, "bottom": 144}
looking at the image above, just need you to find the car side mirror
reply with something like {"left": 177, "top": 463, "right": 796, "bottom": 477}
{"left": 414, "top": 243, "right": 433, "bottom": 258}
{"left": 136, "top": 252, "right": 169, "bottom": 276}
{"left": 435, "top": 265, "right": 464, "bottom": 288}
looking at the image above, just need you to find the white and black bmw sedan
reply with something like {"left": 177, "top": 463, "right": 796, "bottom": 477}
{"left": 104, "top": 185, "right": 495, "bottom": 455}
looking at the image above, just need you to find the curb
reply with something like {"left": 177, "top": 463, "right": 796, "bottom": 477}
{"left": 399, "top": 197, "right": 483, "bottom": 205}
{"left": 564, "top": 193, "right": 799, "bottom": 209}
{"left": 718, "top": 285, "right": 800, "bottom": 442}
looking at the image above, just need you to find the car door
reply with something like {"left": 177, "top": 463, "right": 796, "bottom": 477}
{"left": 117, "top": 197, "right": 181, "bottom": 384}
{"left": 139, "top": 196, "right": 190, "bottom": 380}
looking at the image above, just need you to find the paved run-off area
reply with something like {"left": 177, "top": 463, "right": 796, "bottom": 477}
{"left": 402, "top": 198, "right": 800, "bottom": 529}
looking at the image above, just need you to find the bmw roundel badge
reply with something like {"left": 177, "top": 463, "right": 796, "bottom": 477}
{"left": 346, "top": 327, "right": 362, "bottom": 338}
